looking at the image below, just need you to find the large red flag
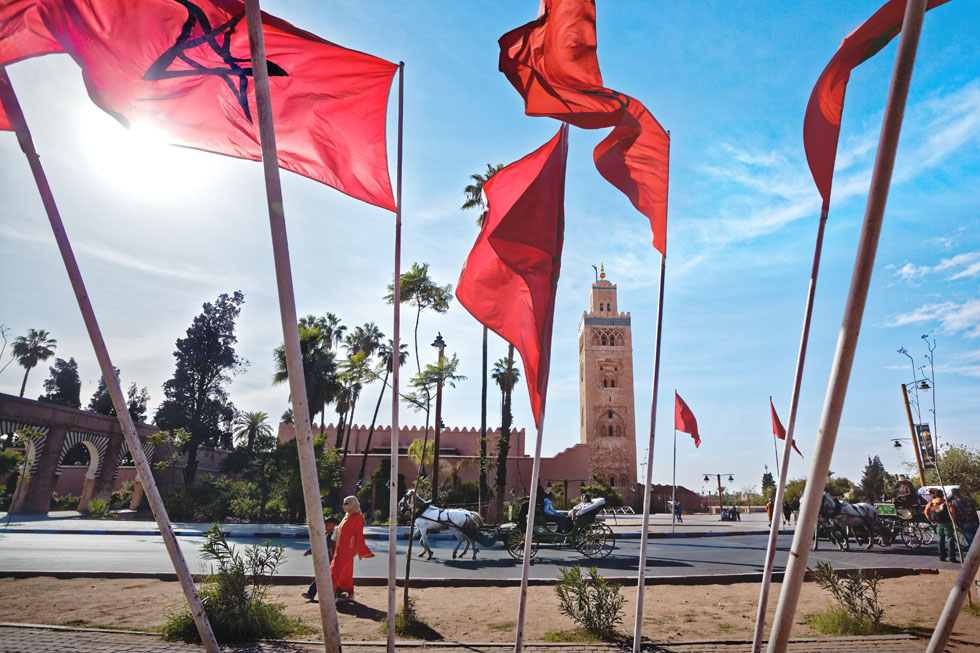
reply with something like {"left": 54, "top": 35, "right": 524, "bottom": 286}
{"left": 674, "top": 392, "right": 700, "bottom": 448}
{"left": 770, "top": 398, "right": 803, "bottom": 458}
{"left": 456, "top": 125, "right": 568, "bottom": 428}
{"left": 498, "top": 0, "right": 669, "bottom": 255}
{"left": 804, "top": 0, "right": 950, "bottom": 207}
{"left": 0, "top": 0, "right": 397, "bottom": 211}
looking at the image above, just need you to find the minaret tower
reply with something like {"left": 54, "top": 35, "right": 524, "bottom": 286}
{"left": 578, "top": 266, "right": 637, "bottom": 500}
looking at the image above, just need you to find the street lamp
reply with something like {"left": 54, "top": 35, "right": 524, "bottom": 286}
{"left": 702, "top": 473, "right": 735, "bottom": 514}
{"left": 430, "top": 332, "right": 446, "bottom": 502}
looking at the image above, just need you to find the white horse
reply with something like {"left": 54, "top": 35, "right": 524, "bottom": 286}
{"left": 398, "top": 489, "right": 487, "bottom": 560}
{"left": 818, "top": 491, "right": 889, "bottom": 550}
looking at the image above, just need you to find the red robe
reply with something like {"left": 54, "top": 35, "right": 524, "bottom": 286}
{"left": 330, "top": 512, "right": 373, "bottom": 597}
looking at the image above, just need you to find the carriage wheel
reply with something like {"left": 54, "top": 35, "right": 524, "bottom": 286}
{"left": 576, "top": 522, "right": 614, "bottom": 559}
{"left": 918, "top": 523, "right": 935, "bottom": 545}
{"left": 900, "top": 521, "right": 922, "bottom": 549}
{"left": 506, "top": 529, "right": 538, "bottom": 560}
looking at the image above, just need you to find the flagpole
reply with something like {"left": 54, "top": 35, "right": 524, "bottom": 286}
{"left": 671, "top": 422, "right": 677, "bottom": 534}
{"left": 243, "top": 3, "right": 341, "bottom": 651}
{"left": 385, "top": 60, "right": 404, "bottom": 653}
{"left": 513, "top": 403, "right": 547, "bottom": 653}
{"left": 766, "top": 1, "right": 927, "bottom": 649}
{"left": 0, "top": 66, "right": 220, "bottom": 653}
{"left": 751, "top": 207, "right": 828, "bottom": 653}
{"left": 926, "top": 527, "right": 980, "bottom": 652}
{"left": 631, "top": 249, "right": 666, "bottom": 653}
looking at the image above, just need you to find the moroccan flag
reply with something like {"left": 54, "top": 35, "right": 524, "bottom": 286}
{"left": 456, "top": 125, "right": 568, "bottom": 428}
{"left": 674, "top": 392, "right": 700, "bottom": 448}
{"left": 0, "top": 0, "right": 397, "bottom": 211}
{"left": 804, "top": 0, "right": 950, "bottom": 206}
{"left": 499, "top": 0, "right": 669, "bottom": 255}
{"left": 770, "top": 398, "right": 803, "bottom": 458}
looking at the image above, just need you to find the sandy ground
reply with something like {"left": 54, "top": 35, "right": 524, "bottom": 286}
{"left": 1, "top": 573, "right": 978, "bottom": 648}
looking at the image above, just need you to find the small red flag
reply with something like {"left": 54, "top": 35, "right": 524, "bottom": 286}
{"left": 498, "top": 0, "right": 669, "bottom": 255}
{"left": 674, "top": 392, "right": 700, "bottom": 448}
{"left": 804, "top": 0, "right": 950, "bottom": 207}
{"left": 770, "top": 398, "right": 803, "bottom": 458}
{"left": 456, "top": 125, "right": 569, "bottom": 428}
{"left": 0, "top": 0, "right": 397, "bottom": 211}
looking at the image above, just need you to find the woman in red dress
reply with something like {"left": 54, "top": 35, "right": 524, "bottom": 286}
{"left": 330, "top": 495, "right": 374, "bottom": 601}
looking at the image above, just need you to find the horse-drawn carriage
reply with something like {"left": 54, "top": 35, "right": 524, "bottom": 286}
{"left": 502, "top": 496, "right": 615, "bottom": 560}
{"left": 874, "top": 502, "right": 935, "bottom": 548}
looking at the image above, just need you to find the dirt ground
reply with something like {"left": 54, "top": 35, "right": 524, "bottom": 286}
{"left": 1, "top": 573, "right": 978, "bottom": 649}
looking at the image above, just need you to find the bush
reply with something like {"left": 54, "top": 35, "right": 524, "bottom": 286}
{"left": 805, "top": 561, "right": 885, "bottom": 635}
{"left": 50, "top": 493, "right": 80, "bottom": 511}
{"left": 576, "top": 476, "right": 624, "bottom": 510}
{"left": 110, "top": 482, "right": 133, "bottom": 511}
{"left": 438, "top": 480, "right": 480, "bottom": 508}
{"left": 85, "top": 498, "right": 110, "bottom": 519}
{"left": 554, "top": 565, "right": 624, "bottom": 640}
{"left": 379, "top": 596, "right": 437, "bottom": 639}
{"left": 161, "top": 524, "right": 309, "bottom": 643}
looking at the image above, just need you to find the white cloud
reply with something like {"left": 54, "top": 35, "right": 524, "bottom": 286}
{"left": 889, "top": 251, "right": 980, "bottom": 284}
{"left": 885, "top": 296, "right": 980, "bottom": 338}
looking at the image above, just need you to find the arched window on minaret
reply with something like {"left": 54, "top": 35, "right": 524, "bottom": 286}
{"left": 609, "top": 335, "right": 615, "bottom": 346}
{"left": 601, "top": 335, "right": 607, "bottom": 346}
{"left": 609, "top": 476, "right": 615, "bottom": 486}
{"left": 608, "top": 425, "right": 613, "bottom": 436}
{"left": 603, "top": 379, "right": 608, "bottom": 388}
{"left": 610, "top": 379, "right": 616, "bottom": 388}
{"left": 608, "top": 410, "right": 613, "bottom": 419}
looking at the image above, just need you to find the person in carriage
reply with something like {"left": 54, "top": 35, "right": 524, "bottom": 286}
{"left": 543, "top": 491, "right": 571, "bottom": 533}
{"left": 892, "top": 475, "right": 918, "bottom": 515}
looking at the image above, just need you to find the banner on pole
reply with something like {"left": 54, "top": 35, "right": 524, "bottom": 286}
{"left": 915, "top": 423, "right": 937, "bottom": 469}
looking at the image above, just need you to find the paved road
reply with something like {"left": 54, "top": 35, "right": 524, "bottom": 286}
{"left": 0, "top": 530, "right": 958, "bottom": 580}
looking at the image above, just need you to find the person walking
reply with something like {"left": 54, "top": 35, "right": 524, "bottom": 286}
{"left": 765, "top": 497, "right": 774, "bottom": 527}
{"left": 782, "top": 500, "right": 792, "bottom": 526}
{"left": 331, "top": 496, "right": 374, "bottom": 601}
{"left": 790, "top": 498, "right": 801, "bottom": 523}
{"left": 949, "top": 487, "right": 978, "bottom": 548}
{"left": 924, "top": 488, "right": 958, "bottom": 563}
{"left": 674, "top": 501, "right": 684, "bottom": 523}
{"left": 301, "top": 517, "right": 338, "bottom": 601}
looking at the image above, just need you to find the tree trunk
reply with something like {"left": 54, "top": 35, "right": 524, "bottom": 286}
{"left": 19, "top": 366, "right": 30, "bottom": 398}
{"left": 494, "top": 345, "right": 515, "bottom": 522}
{"left": 358, "top": 369, "right": 390, "bottom": 487}
{"left": 479, "top": 326, "right": 489, "bottom": 517}
{"left": 183, "top": 444, "right": 199, "bottom": 487}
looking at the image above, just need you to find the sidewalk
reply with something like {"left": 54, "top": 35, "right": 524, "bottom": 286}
{"left": 0, "top": 511, "right": 794, "bottom": 540}
{"left": 0, "top": 624, "right": 925, "bottom": 652}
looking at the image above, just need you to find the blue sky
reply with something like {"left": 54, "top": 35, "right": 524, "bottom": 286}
{"left": 1, "top": 1, "right": 978, "bottom": 497}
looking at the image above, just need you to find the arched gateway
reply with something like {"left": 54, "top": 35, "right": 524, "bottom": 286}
{"left": 0, "top": 393, "right": 158, "bottom": 513}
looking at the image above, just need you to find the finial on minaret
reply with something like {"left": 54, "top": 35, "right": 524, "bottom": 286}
{"left": 599, "top": 264, "right": 605, "bottom": 279}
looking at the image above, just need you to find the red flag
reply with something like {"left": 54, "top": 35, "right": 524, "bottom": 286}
{"left": 498, "top": 0, "right": 669, "bottom": 255}
{"left": 456, "top": 125, "right": 568, "bottom": 428}
{"left": 770, "top": 398, "right": 803, "bottom": 458}
{"left": 674, "top": 392, "right": 700, "bottom": 448}
{"left": 804, "top": 0, "right": 949, "bottom": 207}
{"left": 0, "top": 0, "right": 397, "bottom": 211}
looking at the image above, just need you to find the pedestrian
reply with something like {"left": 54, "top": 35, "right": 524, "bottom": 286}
{"left": 949, "top": 487, "right": 978, "bottom": 549}
{"left": 790, "top": 498, "right": 800, "bottom": 523}
{"left": 674, "top": 501, "right": 684, "bottom": 523}
{"left": 782, "top": 500, "right": 792, "bottom": 526}
{"left": 331, "top": 495, "right": 375, "bottom": 601}
{"left": 765, "top": 498, "right": 774, "bottom": 527}
{"left": 924, "top": 488, "right": 958, "bottom": 563}
{"left": 301, "top": 517, "right": 338, "bottom": 601}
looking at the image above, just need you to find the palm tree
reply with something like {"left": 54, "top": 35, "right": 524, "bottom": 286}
{"left": 232, "top": 411, "right": 273, "bottom": 451}
{"left": 337, "top": 323, "right": 384, "bottom": 453}
{"left": 273, "top": 323, "right": 340, "bottom": 425}
{"left": 12, "top": 329, "right": 57, "bottom": 398}
{"left": 385, "top": 262, "right": 453, "bottom": 378}
{"left": 338, "top": 350, "right": 371, "bottom": 460}
{"left": 462, "top": 163, "right": 504, "bottom": 514}
{"left": 491, "top": 346, "right": 520, "bottom": 521}
{"left": 357, "top": 340, "right": 409, "bottom": 488}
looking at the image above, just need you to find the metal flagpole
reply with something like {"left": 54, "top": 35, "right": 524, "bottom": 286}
{"left": 926, "top": 525, "right": 980, "bottom": 652}
{"left": 631, "top": 250, "right": 666, "bottom": 653}
{"left": 513, "top": 405, "right": 547, "bottom": 653}
{"left": 0, "top": 66, "right": 220, "bottom": 653}
{"left": 751, "top": 207, "right": 828, "bottom": 652}
{"left": 766, "top": 1, "right": 927, "bottom": 649}
{"left": 243, "top": 3, "right": 340, "bottom": 651}
{"left": 386, "top": 61, "right": 405, "bottom": 653}
{"left": 671, "top": 421, "right": 677, "bottom": 533}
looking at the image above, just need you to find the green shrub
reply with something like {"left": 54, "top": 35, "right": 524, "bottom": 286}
{"left": 50, "top": 493, "right": 80, "bottom": 511}
{"left": 109, "top": 482, "right": 133, "bottom": 511}
{"left": 554, "top": 565, "right": 624, "bottom": 640}
{"left": 379, "top": 596, "right": 436, "bottom": 639}
{"left": 438, "top": 480, "right": 480, "bottom": 507}
{"left": 805, "top": 561, "right": 885, "bottom": 635}
{"left": 161, "top": 524, "right": 309, "bottom": 643}
{"left": 85, "top": 498, "right": 110, "bottom": 519}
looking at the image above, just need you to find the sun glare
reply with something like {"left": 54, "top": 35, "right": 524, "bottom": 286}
{"left": 80, "top": 111, "right": 211, "bottom": 198}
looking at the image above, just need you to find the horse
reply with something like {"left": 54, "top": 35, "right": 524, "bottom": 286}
{"left": 818, "top": 491, "right": 889, "bottom": 550}
{"left": 398, "top": 489, "right": 487, "bottom": 560}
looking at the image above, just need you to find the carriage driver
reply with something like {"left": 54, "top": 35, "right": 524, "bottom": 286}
{"left": 892, "top": 475, "right": 917, "bottom": 512}
{"left": 544, "top": 492, "right": 571, "bottom": 532}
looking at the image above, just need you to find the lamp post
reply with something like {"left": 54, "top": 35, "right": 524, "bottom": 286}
{"left": 892, "top": 436, "right": 926, "bottom": 486}
{"left": 703, "top": 473, "right": 734, "bottom": 515}
{"left": 430, "top": 332, "right": 446, "bottom": 503}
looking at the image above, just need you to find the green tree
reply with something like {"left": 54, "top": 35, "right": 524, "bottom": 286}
{"left": 280, "top": 408, "right": 294, "bottom": 424}
{"left": 12, "top": 328, "right": 57, "bottom": 398}
{"left": 232, "top": 411, "right": 273, "bottom": 451}
{"left": 155, "top": 292, "right": 246, "bottom": 486}
{"left": 911, "top": 442, "right": 980, "bottom": 497}
{"left": 491, "top": 348, "right": 519, "bottom": 519}
{"left": 859, "top": 455, "right": 888, "bottom": 502}
{"left": 273, "top": 320, "right": 340, "bottom": 428}
{"left": 761, "top": 469, "right": 776, "bottom": 500}
{"left": 385, "top": 262, "right": 453, "bottom": 379}
{"left": 461, "top": 162, "right": 504, "bottom": 514}
{"left": 222, "top": 431, "right": 284, "bottom": 523}
{"left": 38, "top": 357, "right": 81, "bottom": 408}
{"left": 356, "top": 340, "right": 409, "bottom": 489}
{"left": 579, "top": 474, "right": 624, "bottom": 510}
{"left": 87, "top": 366, "right": 150, "bottom": 422}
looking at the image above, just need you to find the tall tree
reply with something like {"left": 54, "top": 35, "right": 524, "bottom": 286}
{"left": 461, "top": 162, "right": 504, "bottom": 514}
{"left": 155, "top": 291, "right": 246, "bottom": 486}
{"left": 222, "top": 430, "right": 285, "bottom": 524}
{"left": 338, "top": 324, "right": 384, "bottom": 452}
{"left": 356, "top": 340, "right": 409, "bottom": 488}
{"left": 232, "top": 411, "right": 273, "bottom": 451}
{"left": 491, "top": 347, "right": 519, "bottom": 519}
{"left": 860, "top": 455, "right": 888, "bottom": 502}
{"left": 761, "top": 469, "right": 776, "bottom": 500}
{"left": 12, "top": 328, "right": 57, "bottom": 398}
{"left": 38, "top": 357, "right": 81, "bottom": 408}
{"left": 273, "top": 321, "right": 340, "bottom": 427}
{"left": 385, "top": 262, "right": 453, "bottom": 377}
{"left": 87, "top": 366, "right": 150, "bottom": 422}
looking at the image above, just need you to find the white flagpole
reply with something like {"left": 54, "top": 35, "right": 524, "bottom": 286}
{"left": 513, "top": 404, "right": 547, "bottom": 653}
{"left": 751, "top": 203, "right": 826, "bottom": 652}
{"left": 926, "top": 526, "right": 980, "bottom": 652}
{"left": 671, "top": 422, "right": 677, "bottom": 533}
{"left": 0, "top": 66, "right": 220, "bottom": 653}
{"left": 766, "top": 1, "right": 927, "bottom": 649}
{"left": 631, "top": 250, "right": 666, "bottom": 653}
{"left": 243, "top": 3, "right": 341, "bottom": 651}
{"left": 386, "top": 61, "right": 404, "bottom": 653}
